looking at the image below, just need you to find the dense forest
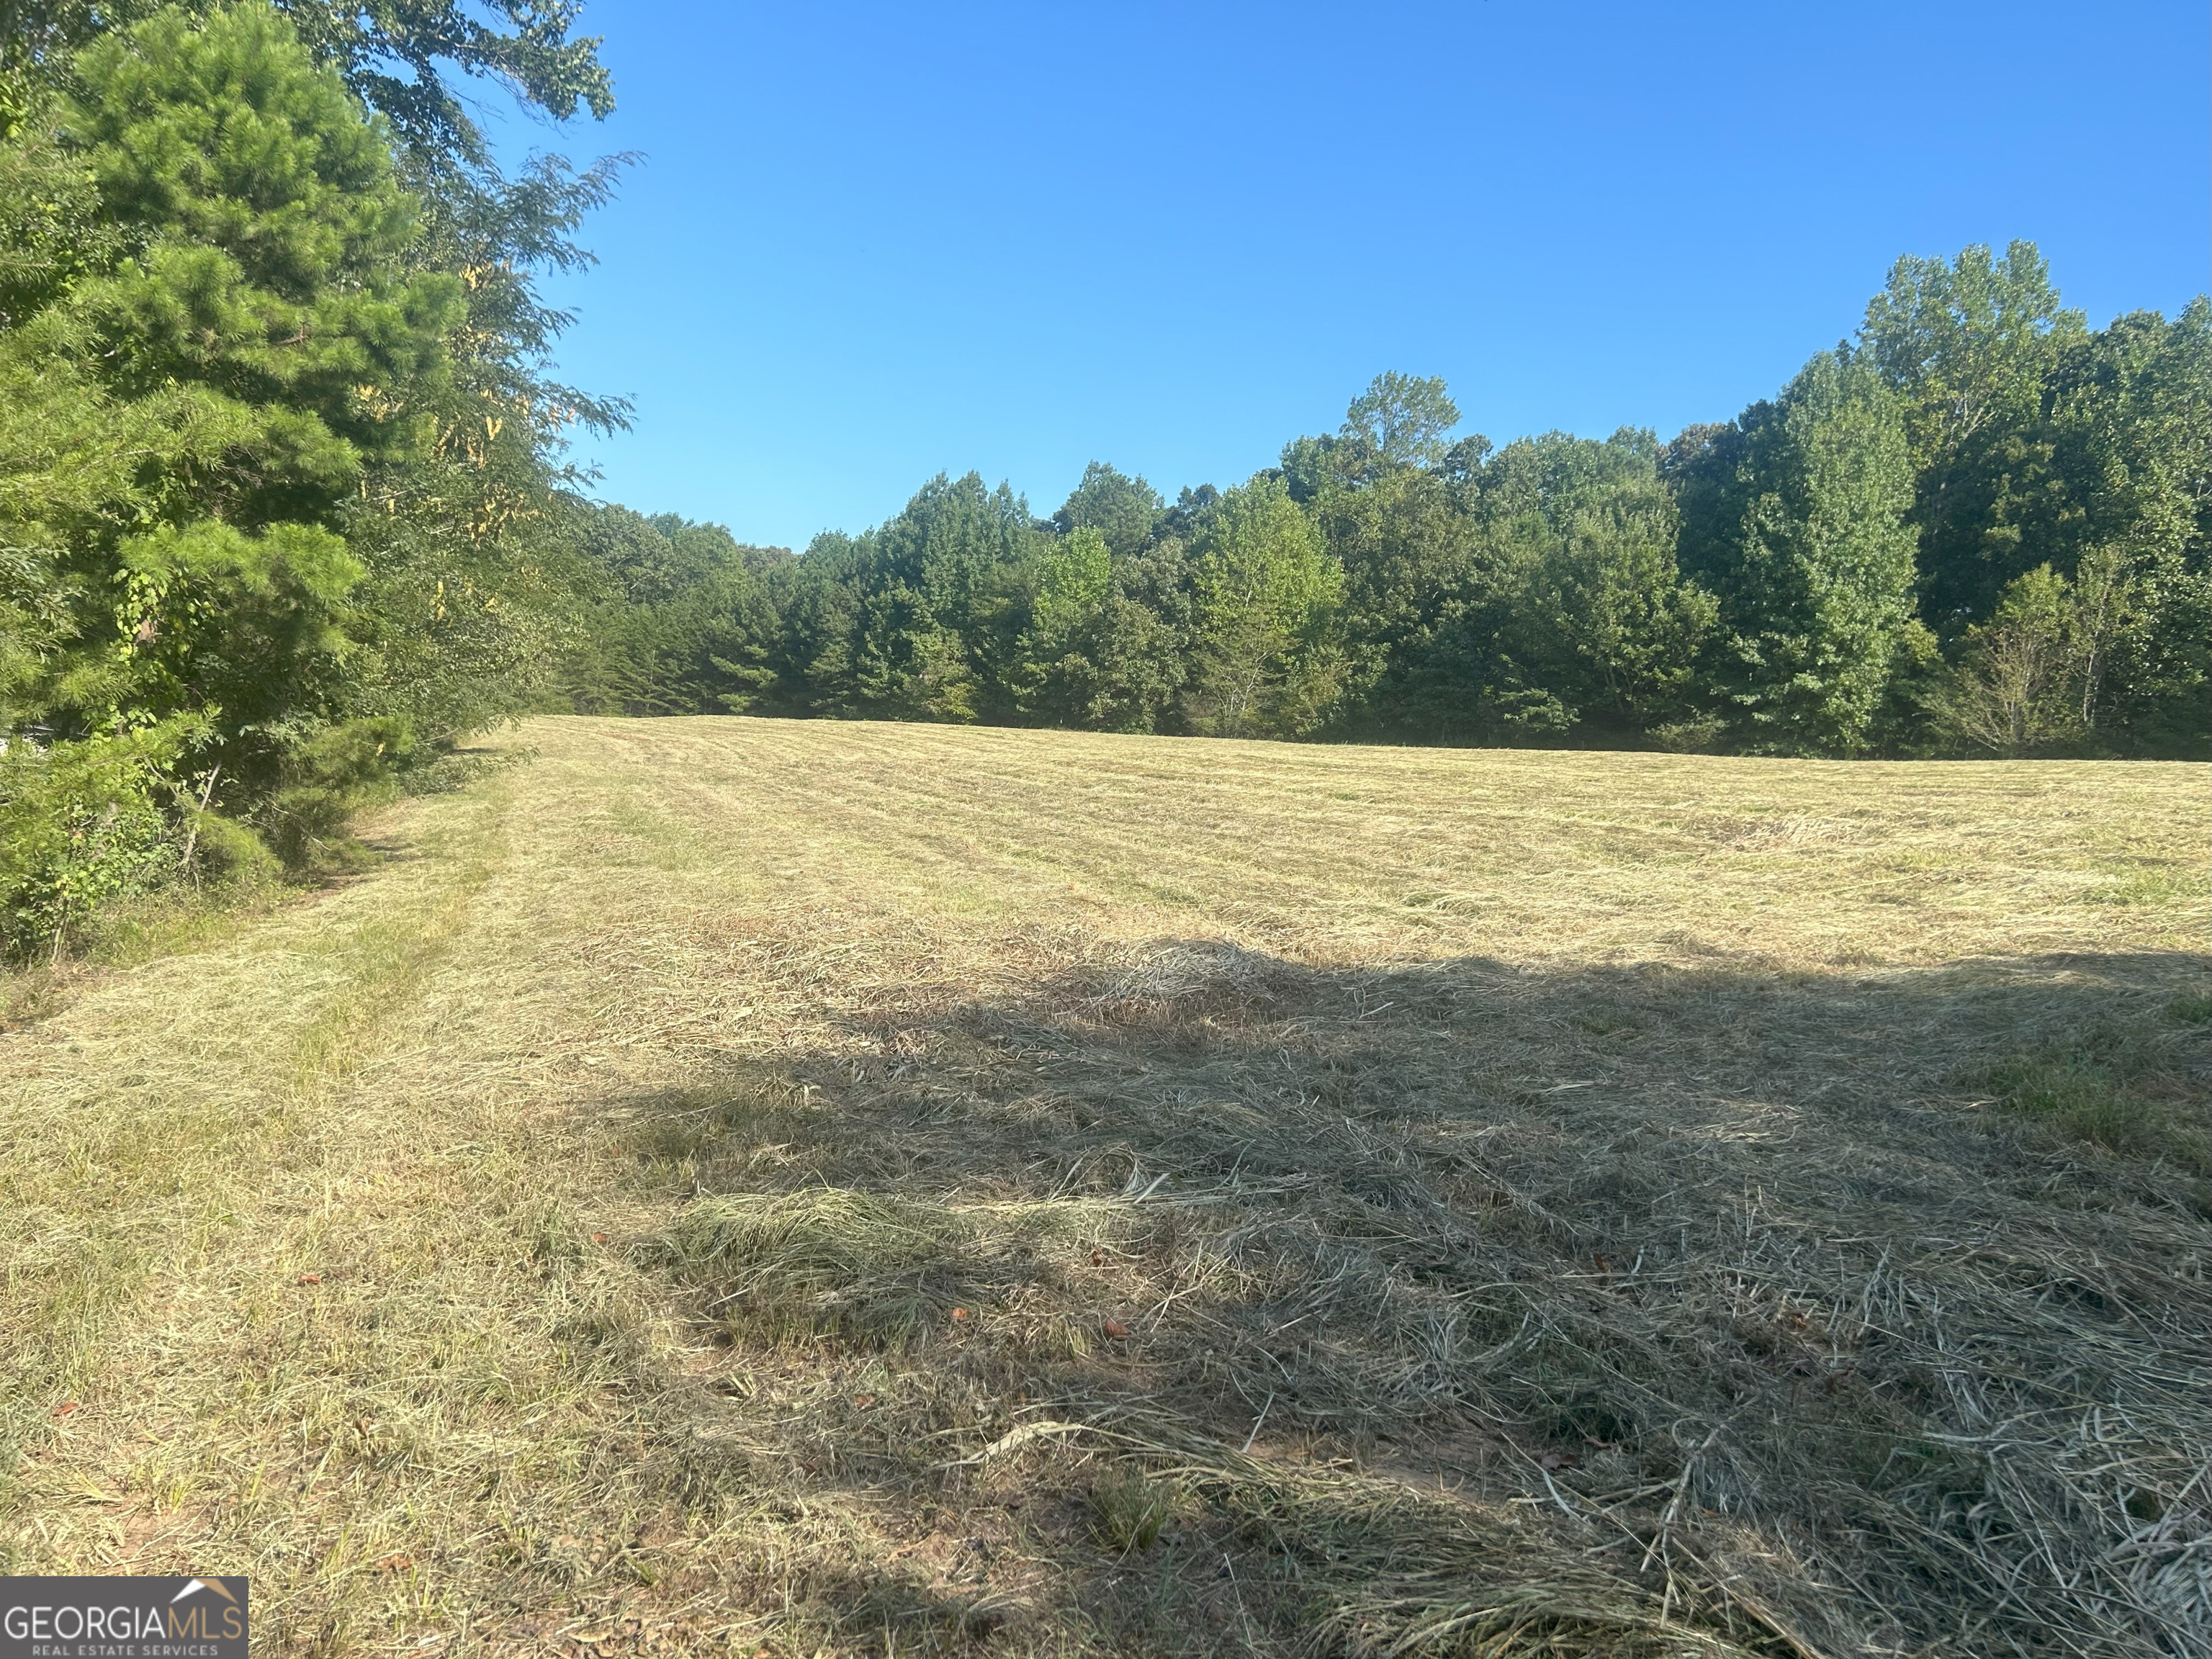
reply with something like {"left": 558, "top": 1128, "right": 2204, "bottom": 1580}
{"left": 1, "top": 2, "right": 2206, "bottom": 959}
{"left": 565, "top": 282, "right": 2211, "bottom": 762}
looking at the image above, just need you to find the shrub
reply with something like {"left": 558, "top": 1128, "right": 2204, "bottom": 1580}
{"left": 0, "top": 732, "right": 181, "bottom": 960}
{"left": 258, "top": 716, "right": 415, "bottom": 871}
{"left": 181, "top": 806, "right": 281, "bottom": 887}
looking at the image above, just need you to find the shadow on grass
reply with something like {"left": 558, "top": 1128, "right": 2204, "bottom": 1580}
{"left": 609, "top": 945, "right": 2209, "bottom": 1658}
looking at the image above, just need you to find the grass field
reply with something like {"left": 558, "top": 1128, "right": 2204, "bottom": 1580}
{"left": 2, "top": 717, "right": 2207, "bottom": 1658}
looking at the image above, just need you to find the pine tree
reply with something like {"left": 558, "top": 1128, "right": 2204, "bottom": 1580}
{"left": 1675, "top": 352, "right": 1923, "bottom": 754}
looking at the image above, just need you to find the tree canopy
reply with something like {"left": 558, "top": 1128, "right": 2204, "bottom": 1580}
{"left": 549, "top": 281, "right": 2206, "bottom": 767}
{"left": 0, "top": 0, "right": 618, "bottom": 953}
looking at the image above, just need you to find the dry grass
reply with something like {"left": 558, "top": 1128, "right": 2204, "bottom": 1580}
{"left": 1, "top": 716, "right": 2206, "bottom": 1659}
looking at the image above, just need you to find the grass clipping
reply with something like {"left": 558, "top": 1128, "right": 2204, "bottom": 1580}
{"left": 4, "top": 717, "right": 2205, "bottom": 1658}
{"left": 637, "top": 936, "right": 2211, "bottom": 1658}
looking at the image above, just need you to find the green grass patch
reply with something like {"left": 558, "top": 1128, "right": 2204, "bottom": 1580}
{"left": 1088, "top": 1465, "right": 1181, "bottom": 1554}
{"left": 663, "top": 1187, "right": 976, "bottom": 1345}
{"left": 2081, "top": 866, "right": 2211, "bottom": 907}
{"left": 1984, "top": 1000, "right": 2211, "bottom": 1172}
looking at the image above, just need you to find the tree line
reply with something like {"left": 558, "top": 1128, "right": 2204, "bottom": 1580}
{"left": 0, "top": 0, "right": 2203, "bottom": 961}
{"left": 562, "top": 254, "right": 2209, "bottom": 762}
{"left": 0, "top": 0, "right": 619, "bottom": 954}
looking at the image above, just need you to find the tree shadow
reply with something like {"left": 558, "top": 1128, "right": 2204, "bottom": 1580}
{"left": 608, "top": 943, "right": 2210, "bottom": 1657}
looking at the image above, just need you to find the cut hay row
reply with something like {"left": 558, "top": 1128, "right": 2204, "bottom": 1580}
{"left": 2, "top": 716, "right": 2205, "bottom": 1657}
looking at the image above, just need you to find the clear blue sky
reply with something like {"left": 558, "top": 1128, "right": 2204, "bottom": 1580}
{"left": 490, "top": 1, "right": 2210, "bottom": 552}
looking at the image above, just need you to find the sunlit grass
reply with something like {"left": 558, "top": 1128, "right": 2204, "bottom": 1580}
{"left": 1, "top": 717, "right": 2203, "bottom": 1656}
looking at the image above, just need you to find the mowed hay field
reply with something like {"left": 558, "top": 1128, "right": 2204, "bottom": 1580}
{"left": 2, "top": 718, "right": 2208, "bottom": 1659}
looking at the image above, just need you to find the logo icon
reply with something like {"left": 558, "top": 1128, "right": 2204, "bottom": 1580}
{"left": 1, "top": 1576, "right": 248, "bottom": 1658}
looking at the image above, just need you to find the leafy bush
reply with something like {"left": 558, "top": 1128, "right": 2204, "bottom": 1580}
{"left": 180, "top": 805, "right": 282, "bottom": 887}
{"left": 258, "top": 716, "right": 416, "bottom": 871}
{"left": 0, "top": 732, "right": 181, "bottom": 960}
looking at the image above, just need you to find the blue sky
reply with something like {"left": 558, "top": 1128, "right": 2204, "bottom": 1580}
{"left": 491, "top": 1, "right": 2210, "bottom": 552}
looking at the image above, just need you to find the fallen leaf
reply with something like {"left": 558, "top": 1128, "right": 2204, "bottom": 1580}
{"left": 53, "top": 1401, "right": 78, "bottom": 1418}
{"left": 295, "top": 1272, "right": 322, "bottom": 1285}
{"left": 1102, "top": 1317, "right": 1130, "bottom": 1339}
